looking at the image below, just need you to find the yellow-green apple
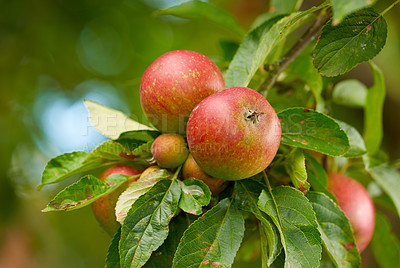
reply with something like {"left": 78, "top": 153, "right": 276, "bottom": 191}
{"left": 182, "top": 154, "right": 226, "bottom": 195}
{"left": 91, "top": 164, "right": 142, "bottom": 236}
{"left": 140, "top": 50, "right": 225, "bottom": 133}
{"left": 186, "top": 87, "right": 281, "bottom": 180}
{"left": 327, "top": 173, "right": 375, "bottom": 252}
{"left": 150, "top": 133, "right": 189, "bottom": 168}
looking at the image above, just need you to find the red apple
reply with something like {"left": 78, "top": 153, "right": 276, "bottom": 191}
{"left": 151, "top": 133, "right": 189, "bottom": 168}
{"left": 91, "top": 164, "right": 142, "bottom": 236}
{"left": 327, "top": 173, "right": 375, "bottom": 252}
{"left": 182, "top": 154, "right": 227, "bottom": 195}
{"left": 140, "top": 50, "right": 225, "bottom": 133}
{"left": 186, "top": 87, "right": 281, "bottom": 180}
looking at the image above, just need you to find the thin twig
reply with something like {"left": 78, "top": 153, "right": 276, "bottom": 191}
{"left": 259, "top": 9, "right": 331, "bottom": 93}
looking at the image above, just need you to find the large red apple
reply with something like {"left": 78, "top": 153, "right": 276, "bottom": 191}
{"left": 140, "top": 50, "right": 225, "bottom": 133}
{"left": 91, "top": 164, "right": 142, "bottom": 236}
{"left": 327, "top": 173, "right": 375, "bottom": 252}
{"left": 186, "top": 87, "right": 281, "bottom": 180}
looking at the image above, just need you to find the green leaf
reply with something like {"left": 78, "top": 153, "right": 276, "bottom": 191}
{"left": 144, "top": 214, "right": 190, "bottom": 268}
{"left": 119, "top": 179, "right": 181, "bottom": 268}
{"left": 332, "top": 79, "right": 367, "bottom": 107}
{"left": 306, "top": 192, "right": 361, "bottom": 268}
{"left": 154, "top": 0, "right": 244, "bottom": 37}
{"left": 258, "top": 186, "right": 322, "bottom": 268}
{"left": 38, "top": 151, "right": 93, "bottom": 189}
{"left": 235, "top": 180, "right": 282, "bottom": 266}
{"left": 270, "top": 0, "right": 303, "bottom": 14}
{"left": 105, "top": 228, "right": 121, "bottom": 268}
{"left": 364, "top": 62, "right": 385, "bottom": 155}
{"left": 313, "top": 8, "right": 387, "bottom": 77}
{"left": 115, "top": 169, "right": 172, "bottom": 223}
{"left": 278, "top": 108, "right": 350, "bottom": 156}
{"left": 331, "top": 0, "right": 377, "bottom": 24}
{"left": 84, "top": 100, "right": 154, "bottom": 140}
{"left": 369, "top": 165, "right": 400, "bottom": 217}
{"left": 284, "top": 148, "right": 309, "bottom": 191}
{"left": 42, "top": 174, "right": 134, "bottom": 212}
{"left": 337, "top": 121, "right": 367, "bottom": 158}
{"left": 371, "top": 212, "right": 400, "bottom": 268}
{"left": 84, "top": 140, "right": 153, "bottom": 167}
{"left": 172, "top": 198, "right": 245, "bottom": 267}
{"left": 225, "top": 3, "right": 326, "bottom": 88}
{"left": 117, "top": 130, "right": 161, "bottom": 143}
{"left": 178, "top": 178, "right": 211, "bottom": 215}
{"left": 304, "top": 153, "right": 335, "bottom": 200}
{"left": 304, "top": 154, "right": 328, "bottom": 187}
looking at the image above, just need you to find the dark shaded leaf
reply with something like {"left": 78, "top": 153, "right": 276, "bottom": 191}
{"left": 105, "top": 228, "right": 121, "bottom": 268}
{"left": 172, "top": 198, "right": 245, "bottom": 267}
{"left": 313, "top": 9, "right": 387, "bottom": 77}
{"left": 258, "top": 186, "right": 322, "bottom": 268}
{"left": 331, "top": 0, "right": 377, "bottom": 24}
{"left": 307, "top": 192, "right": 360, "bottom": 268}
{"left": 364, "top": 62, "right": 385, "bottom": 155}
{"left": 119, "top": 179, "right": 181, "bottom": 268}
{"left": 371, "top": 212, "right": 400, "bottom": 268}
{"left": 235, "top": 180, "right": 282, "bottom": 265}
{"left": 154, "top": 0, "right": 244, "bottom": 37}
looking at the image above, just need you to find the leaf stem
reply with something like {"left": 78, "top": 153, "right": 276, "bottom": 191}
{"left": 172, "top": 165, "right": 182, "bottom": 180}
{"left": 258, "top": 8, "right": 331, "bottom": 93}
{"left": 262, "top": 170, "right": 272, "bottom": 191}
{"left": 381, "top": 0, "right": 400, "bottom": 16}
{"left": 268, "top": 147, "right": 293, "bottom": 169}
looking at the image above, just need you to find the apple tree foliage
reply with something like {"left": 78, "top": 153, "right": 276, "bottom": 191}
{"left": 39, "top": 0, "right": 400, "bottom": 267}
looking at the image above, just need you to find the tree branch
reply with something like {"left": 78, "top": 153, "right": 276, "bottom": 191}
{"left": 258, "top": 9, "right": 331, "bottom": 93}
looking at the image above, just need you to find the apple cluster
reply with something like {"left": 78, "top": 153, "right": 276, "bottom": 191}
{"left": 141, "top": 50, "right": 282, "bottom": 182}
{"left": 91, "top": 50, "right": 375, "bottom": 253}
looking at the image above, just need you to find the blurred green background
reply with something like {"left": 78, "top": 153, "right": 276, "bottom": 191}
{"left": 1, "top": 0, "right": 399, "bottom": 267}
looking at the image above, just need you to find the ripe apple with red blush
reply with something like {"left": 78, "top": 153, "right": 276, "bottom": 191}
{"left": 151, "top": 133, "right": 189, "bottom": 169}
{"left": 91, "top": 164, "right": 142, "bottom": 236}
{"left": 327, "top": 173, "right": 376, "bottom": 252}
{"left": 140, "top": 50, "right": 225, "bottom": 133}
{"left": 186, "top": 87, "right": 281, "bottom": 181}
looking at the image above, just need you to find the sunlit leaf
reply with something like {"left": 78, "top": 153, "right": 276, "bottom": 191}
{"left": 178, "top": 178, "right": 211, "bottom": 215}
{"left": 284, "top": 148, "right": 309, "bottom": 191}
{"left": 115, "top": 168, "right": 172, "bottom": 223}
{"left": 278, "top": 108, "right": 350, "bottom": 156}
{"left": 85, "top": 100, "right": 154, "bottom": 140}
{"left": 42, "top": 174, "right": 134, "bottom": 212}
